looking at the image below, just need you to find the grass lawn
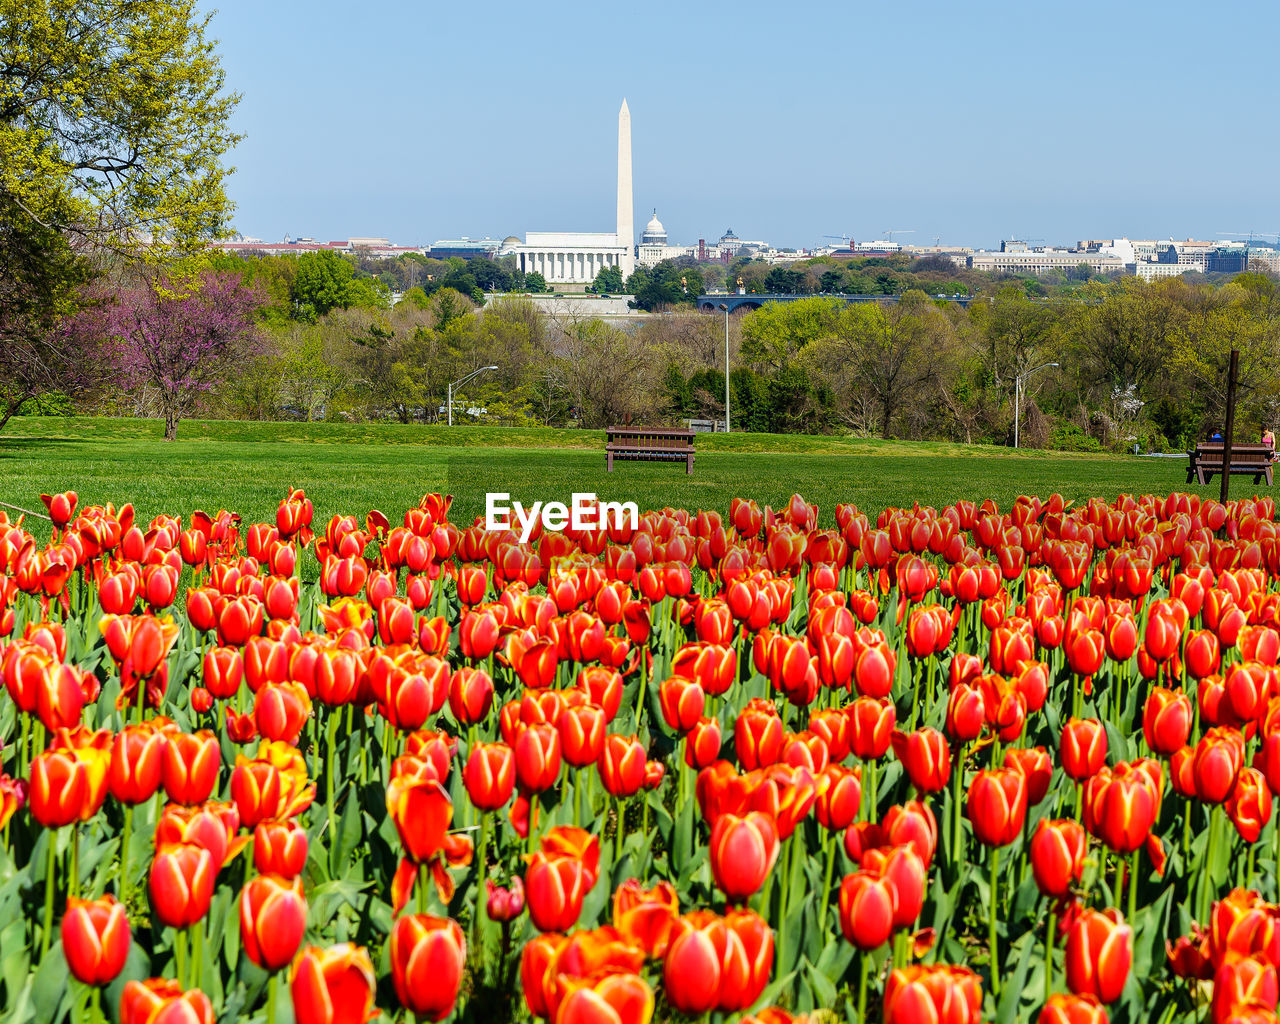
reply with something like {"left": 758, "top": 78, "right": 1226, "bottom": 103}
{"left": 0, "top": 416, "right": 1252, "bottom": 541}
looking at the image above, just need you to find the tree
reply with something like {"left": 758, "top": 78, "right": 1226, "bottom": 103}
{"left": 1, "top": 0, "right": 240, "bottom": 429}
{"left": 592, "top": 264, "right": 624, "bottom": 294}
{"left": 1, "top": 0, "right": 240, "bottom": 258}
{"left": 0, "top": 194, "right": 105, "bottom": 430}
{"left": 101, "top": 271, "right": 262, "bottom": 440}
{"left": 291, "top": 250, "right": 386, "bottom": 319}
{"left": 524, "top": 272, "right": 549, "bottom": 294}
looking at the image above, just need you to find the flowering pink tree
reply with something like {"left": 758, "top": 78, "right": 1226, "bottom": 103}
{"left": 105, "top": 270, "right": 262, "bottom": 440}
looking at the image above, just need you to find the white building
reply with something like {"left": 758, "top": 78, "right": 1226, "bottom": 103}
{"left": 503, "top": 101, "right": 636, "bottom": 286}
{"left": 968, "top": 249, "right": 1128, "bottom": 275}
{"left": 1134, "top": 261, "right": 1199, "bottom": 281}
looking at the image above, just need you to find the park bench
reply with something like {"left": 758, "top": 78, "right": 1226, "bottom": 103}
{"left": 605, "top": 426, "right": 696, "bottom": 474}
{"left": 1186, "top": 442, "right": 1274, "bottom": 486}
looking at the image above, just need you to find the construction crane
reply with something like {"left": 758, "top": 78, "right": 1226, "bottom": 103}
{"left": 1218, "top": 231, "right": 1280, "bottom": 248}
{"left": 883, "top": 229, "right": 914, "bottom": 243}
{"left": 823, "top": 234, "right": 852, "bottom": 245}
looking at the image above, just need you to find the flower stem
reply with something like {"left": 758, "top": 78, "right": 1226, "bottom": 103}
{"left": 120, "top": 804, "right": 133, "bottom": 906}
{"left": 1128, "top": 850, "right": 1139, "bottom": 922}
{"left": 1045, "top": 908, "right": 1057, "bottom": 1003}
{"left": 818, "top": 829, "right": 837, "bottom": 932}
{"left": 326, "top": 708, "right": 338, "bottom": 876}
{"left": 267, "top": 972, "right": 278, "bottom": 1024}
{"left": 989, "top": 844, "right": 1001, "bottom": 1001}
{"left": 41, "top": 831, "right": 57, "bottom": 958}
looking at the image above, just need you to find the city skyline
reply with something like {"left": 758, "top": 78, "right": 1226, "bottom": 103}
{"left": 203, "top": 0, "right": 1280, "bottom": 249}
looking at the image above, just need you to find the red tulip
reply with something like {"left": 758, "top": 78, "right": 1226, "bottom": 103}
{"left": 839, "top": 870, "right": 897, "bottom": 949}
{"left": 967, "top": 768, "right": 1028, "bottom": 847}
{"left": 612, "top": 879, "right": 679, "bottom": 958}
{"left": 1060, "top": 718, "right": 1107, "bottom": 782}
{"left": 161, "top": 730, "right": 220, "bottom": 805}
{"left": 1005, "top": 745, "right": 1053, "bottom": 805}
{"left": 709, "top": 811, "right": 780, "bottom": 902}
{"left": 734, "top": 698, "right": 784, "bottom": 769}
{"left": 464, "top": 742, "right": 516, "bottom": 810}
{"left": 109, "top": 723, "right": 169, "bottom": 805}
{"left": 514, "top": 722, "right": 562, "bottom": 793}
{"left": 559, "top": 703, "right": 608, "bottom": 768}
{"left": 149, "top": 841, "right": 216, "bottom": 928}
{"left": 1143, "top": 687, "right": 1192, "bottom": 756}
{"left": 62, "top": 895, "right": 131, "bottom": 986}
{"left": 1038, "top": 993, "right": 1108, "bottom": 1024}
{"left": 389, "top": 914, "right": 466, "bottom": 1022}
{"left": 891, "top": 728, "right": 950, "bottom": 793}
{"left": 1194, "top": 727, "right": 1246, "bottom": 804}
{"left": 1029, "top": 818, "right": 1087, "bottom": 897}
{"left": 290, "top": 944, "right": 377, "bottom": 1024}
{"left": 1065, "top": 907, "right": 1132, "bottom": 1003}
{"left": 240, "top": 874, "right": 307, "bottom": 971}
{"left": 119, "top": 980, "right": 214, "bottom": 1024}
{"left": 599, "top": 734, "right": 647, "bottom": 798}
{"left": 848, "top": 696, "right": 896, "bottom": 759}
{"left": 883, "top": 965, "right": 983, "bottom": 1024}
{"left": 253, "top": 820, "right": 309, "bottom": 877}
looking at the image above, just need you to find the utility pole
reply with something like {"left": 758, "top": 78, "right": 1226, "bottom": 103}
{"left": 1220, "top": 348, "right": 1240, "bottom": 504}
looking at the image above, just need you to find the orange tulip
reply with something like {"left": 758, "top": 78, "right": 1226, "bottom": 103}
{"left": 149, "top": 841, "right": 216, "bottom": 928}
{"left": 709, "top": 811, "right": 779, "bottom": 902}
{"left": 161, "top": 730, "right": 220, "bottom": 805}
{"left": 839, "top": 870, "right": 897, "bottom": 950}
{"left": 253, "top": 820, "right": 309, "bottom": 877}
{"left": 1065, "top": 907, "right": 1132, "bottom": 1003}
{"left": 291, "top": 944, "right": 378, "bottom": 1024}
{"left": 62, "top": 895, "right": 131, "bottom": 986}
{"left": 119, "top": 979, "right": 214, "bottom": 1024}
{"left": 967, "top": 768, "right": 1028, "bottom": 847}
{"left": 1029, "top": 819, "right": 1087, "bottom": 897}
{"left": 464, "top": 742, "right": 516, "bottom": 810}
{"left": 388, "top": 914, "right": 466, "bottom": 1022}
{"left": 612, "top": 879, "right": 679, "bottom": 958}
{"left": 599, "top": 734, "right": 647, "bottom": 798}
{"left": 240, "top": 874, "right": 307, "bottom": 971}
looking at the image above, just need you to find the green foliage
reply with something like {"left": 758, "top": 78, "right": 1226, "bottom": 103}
{"left": 1048, "top": 421, "right": 1104, "bottom": 452}
{"left": 592, "top": 264, "right": 624, "bottom": 294}
{"left": 524, "top": 272, "right": 548, "bottom": 294}
{"left": 291, "top": 250, "right": 386, "bottom": 319}
{"left": 0, "top": 0, "right": 241, "bottom": 260}
{"left": 625, "top": 261, "right": 703, "bottom": 311}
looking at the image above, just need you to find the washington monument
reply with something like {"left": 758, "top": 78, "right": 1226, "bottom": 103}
{"left": 617, "top": 98, "right": 635, "bottom": 278}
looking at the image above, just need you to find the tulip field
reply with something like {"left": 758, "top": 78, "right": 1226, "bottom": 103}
{"left": 6, "top": 458, "right": 1280, "bottom": 1022}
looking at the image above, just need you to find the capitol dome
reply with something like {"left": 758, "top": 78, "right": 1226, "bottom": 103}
{"left": 641, "top": 210, "right": 667, "bottom": 245}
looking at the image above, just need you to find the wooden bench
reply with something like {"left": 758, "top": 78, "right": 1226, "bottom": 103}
{"left": 605, "top": 426, "right": 696, "bottom": 474}
{"left": 1187, "top": 441, "right": 1274, "bottom": 485}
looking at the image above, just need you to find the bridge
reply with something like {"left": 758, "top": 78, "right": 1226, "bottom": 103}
{"left": 696, "top": 292, "right": 975, "bottom": 314}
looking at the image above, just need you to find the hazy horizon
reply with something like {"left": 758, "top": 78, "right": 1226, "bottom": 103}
{"left": 204, "top": 0, "right": 1280, "bottom": 251}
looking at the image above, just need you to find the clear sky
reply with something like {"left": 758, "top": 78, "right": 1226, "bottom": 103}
{"left": 203, "top": 0, "right": 1280, "bottom": 250}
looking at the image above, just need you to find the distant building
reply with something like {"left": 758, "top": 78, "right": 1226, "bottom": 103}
{"left": 427, "top": 238, "right": 503, "bottom": 261}
{"left": 1134, "top": 262, "right": 1199, "bottom": 281}
{"left": 636, "top": 210, "right": 692, "bottom": 267}
{"left": 968, "top": 249, "right": 1127, "bottom": 274}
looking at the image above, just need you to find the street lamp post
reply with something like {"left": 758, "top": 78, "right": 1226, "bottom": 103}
{"left": 717, "top": 303, "right": 731, "bottom": 433}
{"left": 1014, "top": 361, "right": 1059, "bottom": 448}
{"left": 447, "top": 365, "right": 498, "bottom": 426}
